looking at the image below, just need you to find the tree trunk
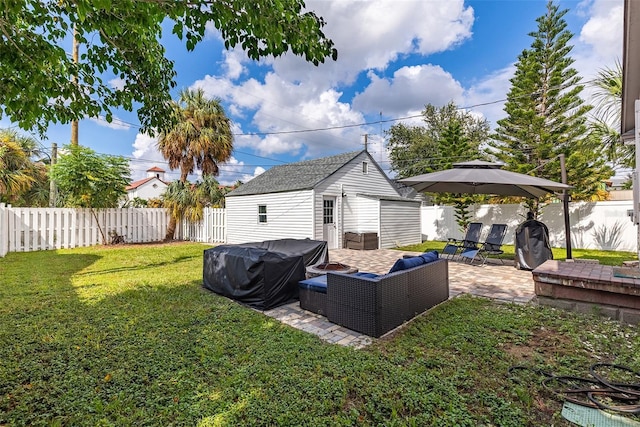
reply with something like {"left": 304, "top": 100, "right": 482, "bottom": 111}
{"left": 164, "top": 216, "right": 177, "bottom": 241}
{"left": 91, "top": 208, "right": 107, "bottom": 245}
{"left": 164, "top": 169, "right": 189, "bottom": 241}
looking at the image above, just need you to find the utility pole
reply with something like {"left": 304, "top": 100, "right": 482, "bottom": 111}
{"left": 49, "top": 143, "right": 58, "bottom": 207}
{"left": 70, "top": 25, "right": 79, "bottom": 146}
{"left": 363, "top": 134, "right": 368, "bottom": 152}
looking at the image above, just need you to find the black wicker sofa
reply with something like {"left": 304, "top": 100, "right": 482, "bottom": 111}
{"left": 299, "top": 252, "right": 449, "bottom": 337}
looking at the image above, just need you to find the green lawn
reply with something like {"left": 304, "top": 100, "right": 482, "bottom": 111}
{"left": 398, "top": 241, "right": 638, "bottom": 266}
{"left": 1, "top": 243, "right": 639, "bottom": 426}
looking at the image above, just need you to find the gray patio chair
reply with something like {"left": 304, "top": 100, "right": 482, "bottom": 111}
{"left": 459, "top": 223, "right": 508, "bottom": 265}
{"left": 442, "top": 222, "right": 483, "bottom": 259}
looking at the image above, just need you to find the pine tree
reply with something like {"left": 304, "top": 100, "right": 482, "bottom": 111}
{"left": 489, "top": 1, "right": 611, "bottom": 205}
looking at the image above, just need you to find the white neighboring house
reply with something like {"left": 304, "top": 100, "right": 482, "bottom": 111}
{"left": 225, "top": 150, "right": 422, "bottom": 249}
{"left": 125, "top": 166, "right": 169, "bottom": 202}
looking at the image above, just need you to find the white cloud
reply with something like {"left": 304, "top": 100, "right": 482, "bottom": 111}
{"left": 189, "top": 1, "right": 477, "bottom": 160}
{"left": 215, "top": 156, "right": 266, "bottom": 185}
{"left": 242, "top": 166, "right": 266, "bottom": 183}
{"left": 579, "top": 0, "right": 623, "bottom": 61}
{"left": 270, "top": 0, "right": 474, "bottom": 87}
{"left": 462, "top": 65, "right": 516, "bottom": 127}
{"left": 353, "top": 65, "right": 465, "bottom": 117}
{"left": 193, "top": 73, "right": 365, "bottom": 157}
{"left": 130, "top": 133, "right": 168, "bottom": 180}
{"left": 183, "top": 0, "right": 623, "bottom": 168}
{"left": 108, "top": 78, "right": 125, "bottom": 90}
{"left": 222, "top": 49, "right": 248, "bottom": 80}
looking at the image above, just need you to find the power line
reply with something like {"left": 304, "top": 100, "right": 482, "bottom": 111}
{"left": 81, "top": 78, "right": 598, "bottom": 138}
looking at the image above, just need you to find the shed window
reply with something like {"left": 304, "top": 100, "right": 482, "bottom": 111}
{"left": 258, "top": 205, "right": 267, "bottom": 223}
{"left": 362, "top": 161, "right": 369, "bottom": 174}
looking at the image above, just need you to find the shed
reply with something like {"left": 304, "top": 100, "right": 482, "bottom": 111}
{"left": 225, "top": 150, "right": 422, "bottom": 249}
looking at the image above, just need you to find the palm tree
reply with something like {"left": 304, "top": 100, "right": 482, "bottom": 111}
{"left": 158, "top": 88, "right": 233, "bottom": 240}
{"left": 590, "top": 61, "right": 633, "bottom": 168}
{"left": 0, "top": 129, "right": 47, "bottom": 204}
{"left": 162, "top": 181, "right": 204, "bottom": 226}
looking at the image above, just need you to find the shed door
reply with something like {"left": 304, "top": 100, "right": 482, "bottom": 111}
{"left": 323, "top": 197, "right": 337, "bottom": 249}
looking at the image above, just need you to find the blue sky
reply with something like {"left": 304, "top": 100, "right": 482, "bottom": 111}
{"left": 12, "top": 0, "right": 624, "bottom": 184}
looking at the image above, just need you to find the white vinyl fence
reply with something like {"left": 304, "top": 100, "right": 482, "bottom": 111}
{"left": 0, "top": 204, "right": 170, "bottom": 257}
{"left": 421, "top": 200, "right": 638, "bottom": 252}
{"left": 178, "top": 208, "right": 226, "bottom": 243}
{"left": 0, "top": 204, "right": 227, "bottom": 257}
{"left": 2, "top": 201, "right": 636, "bottom": 257}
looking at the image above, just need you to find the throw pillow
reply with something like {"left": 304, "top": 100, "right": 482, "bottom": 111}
{"left": 388, "top": 256, "right": 425, "bottom": 273}
{"left": 420, "top": 251, "right": 439, "bottom": 264}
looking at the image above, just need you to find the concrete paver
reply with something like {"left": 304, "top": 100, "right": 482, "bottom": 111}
{"left": 262, "top": 248, "right": 536, "bottom": 349}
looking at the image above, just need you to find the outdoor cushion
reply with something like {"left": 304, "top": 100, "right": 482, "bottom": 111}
{"left": 298, "top": 275, "right": 328, "bottom": 293}
{"left": 420, "top": 251, "right": 439, "bottom": 264}
{"left": 388, "top": 255, "right": 425, "bottom": 274}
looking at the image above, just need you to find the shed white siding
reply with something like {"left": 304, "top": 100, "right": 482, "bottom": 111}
{"left": 350, "top": 196, "right": 379, "bottom": 233}
{"left": 314, "top": 151, "right": 400, "bottom": 247}
{"left": 379, "top": 199, "right": 422, "bottom": 248}
{"left": 226, "top": 190, "right": 314, "bottom": 243}
{"left": 314, "top": 151, "right": 399, "bottom": 198}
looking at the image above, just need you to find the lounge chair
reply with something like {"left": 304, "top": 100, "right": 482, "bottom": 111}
{"left": 459, "top": 223, "right": 508, "bottom": 265}
{"left": 442, "top": 222, "right": 483, "bottom": 259}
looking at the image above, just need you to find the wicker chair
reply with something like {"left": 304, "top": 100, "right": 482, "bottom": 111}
{"left": 325, "top": 258, "right": 449, "bottom": 338}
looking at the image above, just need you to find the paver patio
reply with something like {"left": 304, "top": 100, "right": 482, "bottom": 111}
{"left": 263, "top": 248, "right": 536, "bottom": 349}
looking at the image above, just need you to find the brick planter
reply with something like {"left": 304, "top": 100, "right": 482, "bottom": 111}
{"left": 532, "top": 260, "right": 640, "bottom": 324}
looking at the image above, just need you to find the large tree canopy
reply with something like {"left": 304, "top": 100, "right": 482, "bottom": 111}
{"left": 386, "top": 101, "right": 490, "bottom": 179}
{"left": 489, "top": 1, "right": 611, "bottom": 205}
{"left": 0, "top": 0, "right": 337, "bottom": 136}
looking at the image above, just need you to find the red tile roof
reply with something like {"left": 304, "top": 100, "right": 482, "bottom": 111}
{"left": 126, "top": 177, "right": 168, "bottom": 191}
{"left": 147, "top": 166, "right": 165, "bottom": 172}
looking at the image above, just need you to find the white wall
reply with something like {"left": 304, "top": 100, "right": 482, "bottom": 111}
{"left": 379, "top": 199, "right": 422, "bottom": 248}
{"left": 226, "top": 190, "right": 314, "bottom": 244}
{"left": 127, "top": 179, "right": 167, "bottom": 201}
{"left": 351, "top": 196, "right": 379, "bottom": 233}
{"left": 314, "top": 151, "right": 401, "bottom": 247}
{"left": 421, "top": 200, "right": 637, "bottom": 252}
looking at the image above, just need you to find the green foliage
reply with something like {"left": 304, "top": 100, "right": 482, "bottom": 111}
{"left": 122, "top": 197, "right": 148, "bottom": 208}
{"left": 50, "top": 145, "right": 129, "bottom": 209}
{"left": 0, "top": 1, "right": 337, "bottom": 136}
{"left": 161, "top": 175, "right": 226, "bottom": 223}
{"left": 159, "top": 88, "right": 234, "bottom": 239}
{"left": 1, "top": 243, "right": 639, "bottom": 425}
{"left": 451, "top": 197, "right": 474, "bottom": 234}
{"left": 387, "top": 102, "right": 489, "bottom": 232}
{"left": 387, "top": 101, "right": 490, "bottom": 179}
{"left": 0, "top": 129, "right": 49, "bottom": 206}
{"left": 589, "top": 61, "right": 633, "bottom": 169}
{"left": 489, "top": 1, "right": 612, "bottom": 208}
{"left": 197, "top": 174, "right": 228, "bottom": 208}
{"left": 158, "top": 88, "right": 234, "bottom": 182}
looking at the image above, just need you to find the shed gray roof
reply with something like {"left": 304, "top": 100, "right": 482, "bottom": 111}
{"left": 227, "top": 150, "right": 364, "bottom": 196}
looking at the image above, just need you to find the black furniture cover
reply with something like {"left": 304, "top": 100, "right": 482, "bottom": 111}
{"left": 203, "top": 239, "right": 328, "bottom": 310}
{"left": 515, "top": 219, "right": 553, "bottom": 270}
{"left": 236, "top": 238, "right": 328, "bottom": 267}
